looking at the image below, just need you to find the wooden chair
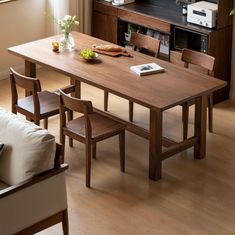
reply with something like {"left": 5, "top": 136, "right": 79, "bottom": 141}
{"left": 10, "top": 67, "right": 60, "bottom": 129}
{"left": 129, "top": 32, "right": 161, "bottom": 58}
{"left": 59, "top": 86, "right": 126, "bottom": 187}
{"left": 180, "top": 48, "right": 215, "bottom": 140}
{"left": 104, "top": 32, "right": 161, "bottom": 122}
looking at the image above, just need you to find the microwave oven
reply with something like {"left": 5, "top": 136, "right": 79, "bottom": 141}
{"left": 173, "top": 27, "right": 208, "bottom": 53}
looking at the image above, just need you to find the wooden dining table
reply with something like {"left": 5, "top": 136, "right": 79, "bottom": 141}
{"left": 8, "top": 31, "right": 227, "bottom": 181}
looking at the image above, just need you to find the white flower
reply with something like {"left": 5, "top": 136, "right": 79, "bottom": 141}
{"left": 55, "top": 15, "right": 79, "bottom": 34}
{"left": 64, "top": 15, "right": 72, "bottom": 21}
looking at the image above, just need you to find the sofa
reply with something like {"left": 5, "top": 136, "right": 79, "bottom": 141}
{"left": 0, "top": 108, "right": 68, "bottom": 235}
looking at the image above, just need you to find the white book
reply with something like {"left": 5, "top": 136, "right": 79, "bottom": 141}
{"left": 130, "top": 62, "right": 165, "bottom": 76}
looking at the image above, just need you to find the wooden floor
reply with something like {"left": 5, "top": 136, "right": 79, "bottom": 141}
{"left": 1, "top": 68, "right": 235, "bottom": 235}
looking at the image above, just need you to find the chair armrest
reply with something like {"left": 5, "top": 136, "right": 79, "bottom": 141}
{"left": 54, "top": 85, "right": 75, "bottom": 95}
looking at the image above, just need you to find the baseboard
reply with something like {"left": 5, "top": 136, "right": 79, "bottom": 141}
{"left": 0, "top": 65, "right": 25, "bottom": 80}
{"left": 0, "top": 69, "right": 10, "bottom": 80}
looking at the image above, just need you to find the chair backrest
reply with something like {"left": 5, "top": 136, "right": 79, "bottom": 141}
{"left": 59, "top": 89, "right": 94, "bottom": 137}
{"left": 59, "top": 89, "right": 93, "bottom": 115}
{"left": 181, "top": 48, "right": 215, "bottom": 76}
{"left": 10, "top": 68, "right": 41, "bottom": 92}
{"left": 130, "top": 32, "right": 161, "bottom": 57}
{"left": 10, "top": 67, "right": 42, "bottom": 114}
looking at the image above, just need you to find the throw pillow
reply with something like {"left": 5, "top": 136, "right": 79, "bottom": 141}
{"left": 0, "top": 108, "right": 56, "bottom": 185}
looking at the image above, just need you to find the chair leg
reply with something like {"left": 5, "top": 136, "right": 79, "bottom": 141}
{"left": 119, "top": 130, "right": 125, "bottom": 172}
{"left": 85, "top": 143, "right": 92, "bottom": 187}
{"left": 34, "top": 119, "right": 40, "bottom": 126}
{"left": 67, "top": 110, "right": 73, "bottom": 147}
{"left": 43, "top": 118, "right": 48, "bottom": 129}
{"left": 12, "top": 106, "right": 16, "bottom": 114}
{"left": 92, "top": 143, "right": 96, "bottom": 159}
{"left": 182, "top": 103, "right": 189, "bottom": 140}
{"left": 69, "top": 138, "right": 73, "bottom": 147}
{"left": 60, "top": 131, "right": 66, "bottom": 163}
{"left": 129, "top": 101, "right": 134, "bottom": 122}
{"left": 62, "top": 209, "right": 69, "bottom": 235}
{"left": 104, "top": 91, "right": 109, "bottom": 112}
{"left": 208, "top": 94, "right": 213, "bottom": 133}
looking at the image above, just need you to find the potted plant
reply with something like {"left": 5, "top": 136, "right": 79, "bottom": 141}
{"left": 230, "top": 8, "right": 235, "bottom": 16}
{"left": 58, "top": 15, "right": 79, "bottom": 51}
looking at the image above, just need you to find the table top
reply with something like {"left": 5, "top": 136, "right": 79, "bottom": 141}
{"left": 8, "top": 32, "right": 227, "bottom": 111}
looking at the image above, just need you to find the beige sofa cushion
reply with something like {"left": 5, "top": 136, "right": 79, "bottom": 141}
{"left": 0, "top": 108, "right": 55, "bottom": 185}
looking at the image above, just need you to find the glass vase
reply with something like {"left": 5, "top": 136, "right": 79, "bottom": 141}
{"left": 60, "top": 32, "right": 75, "bottom": 51}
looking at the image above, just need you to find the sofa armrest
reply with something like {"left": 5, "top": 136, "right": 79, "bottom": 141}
{"left": 0, "top": 164, "right": 68, "bottom": 198}
{"left": 54, "top": 143, "right": 64, "bottom": 168}
{"left": 0, "top": 164, "right": 68, "bottom": 235}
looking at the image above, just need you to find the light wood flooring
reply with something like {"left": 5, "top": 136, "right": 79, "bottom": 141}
{"left": 1, "top": 68, "right": 235, "bottom": 235}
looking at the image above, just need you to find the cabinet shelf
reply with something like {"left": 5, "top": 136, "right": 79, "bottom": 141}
{"left": 93, "top": 0, "right": 233, "bottom": 103}
{"left": 118, "top": 20, "right": 170, "bottom": 60}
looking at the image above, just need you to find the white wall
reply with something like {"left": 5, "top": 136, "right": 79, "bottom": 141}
{"left": 0, "top": 0, "right": 46, "bottom": 79}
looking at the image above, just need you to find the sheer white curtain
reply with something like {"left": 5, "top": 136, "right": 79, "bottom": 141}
{"left": 45, "top": 0, "right": 92, "bottom": 36}
{"left": 70, "top": 0, "right": 92, "bottom": 35}
{"left": 46, "top": 0, "right": 69, "bottom": 35}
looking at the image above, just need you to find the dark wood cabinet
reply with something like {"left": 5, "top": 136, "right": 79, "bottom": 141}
{"left": 92, "top": 0, "right": 233, "bottom": 103}
{"left": 93, "top": 1, "right": 118, "bottom": 44}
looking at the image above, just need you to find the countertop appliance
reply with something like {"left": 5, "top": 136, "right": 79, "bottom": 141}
{"left": 187, "top": 1, "right": 218, "bottom": 28}
{"left": 112, "top": 0, "right": 135, "bottom": 5}
{"left": 175, "top": 0, "right": 197, "bottom": 5}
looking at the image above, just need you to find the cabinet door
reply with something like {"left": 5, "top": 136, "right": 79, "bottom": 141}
{"left": 93, "top": 12, "right": 118, "bottom": 44}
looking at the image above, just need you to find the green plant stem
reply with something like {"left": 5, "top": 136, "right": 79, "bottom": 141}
{"left": 230, "top": 8, "right": 235, "bottom": 16}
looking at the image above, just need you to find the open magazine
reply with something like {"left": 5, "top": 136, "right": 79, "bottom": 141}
{"left": 130, "top": 62, "right": 165, "bottom": 76}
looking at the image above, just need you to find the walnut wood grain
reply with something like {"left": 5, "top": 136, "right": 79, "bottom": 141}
{"left": 94, "top": 1, "right": 117, "bottom": 16}
{"left": 93, "top": 11, "right": 118, "bottom": 44}
{"left": 8, "top": 32, "right": 226, "bottom": 112}
{"left": 8, "top": 32, "right": 227, "bottom": 181}
{"left": 104, "top": 31, "right": 160, "bottom": 121}
{"left": 180, "top": 48, "right": 215, "bottom": 139}
{"left": 93, "top": 0, "right": 233, "bottom": 103}
{"left": 93, "top": 1, "right": 118, "bottom": 44}
{"left": 118, "top": 8, "right": 171, "bottom": 33}
{"left": 194, "top": 95, "right": 207, "bottom": 159}
{"left": 59, "top": 89, "right": 126, "bottom": 187}
{"left": 10, "top": 67, "right": 61, "bottom": 128}
{"left": 2, "top": 69, "right": 235, "bottom": 235}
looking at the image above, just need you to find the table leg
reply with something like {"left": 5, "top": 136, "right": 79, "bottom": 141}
{"left": 25, "top": 60, "right": 36, "bottom": 97}
{"left": 194, "top": 95, "right": 207, "bottom": 159}
{"left": 70, "top": 77, "right": 81, "bottom": 99}
{"left": 149, "top": 109, "right": 162, "bottom": 180}
{"left": 25, "top": 60, "right": 36, "bottom": 77}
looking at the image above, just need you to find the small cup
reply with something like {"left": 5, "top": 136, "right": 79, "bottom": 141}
{"left": 52, "top": 42, "right": 59, "bottom": 52}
